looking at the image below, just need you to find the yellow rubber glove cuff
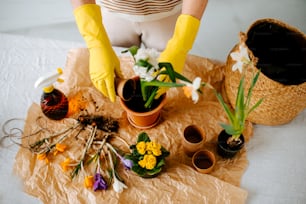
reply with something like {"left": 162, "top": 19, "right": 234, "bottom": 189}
{"left": 156, "top": 14, "right": 200, "bottom": 98}
{"left": 74, "top": 4, "right": 123, "bottom": 102}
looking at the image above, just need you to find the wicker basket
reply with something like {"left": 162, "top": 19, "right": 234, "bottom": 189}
{"left": 224, "top": 18, "right": 306, "bottom": 125}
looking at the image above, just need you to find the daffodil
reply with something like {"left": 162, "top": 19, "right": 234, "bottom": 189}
{"left": 182, "top": 77, "right": 202, "bottom": 103}
{"left": 123, "top": 46, "right": 205, "bottom": 109}
{"left": 230, "top": 43, "right": 251, "bottom": 73}
{"left": 215, "top": 43, "right": 263, "bottom": 144}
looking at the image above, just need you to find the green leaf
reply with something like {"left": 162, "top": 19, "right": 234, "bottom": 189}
{"left": 137, "top": 132, "right": 151, "bottom": 143}
{"left": 245, "top": 70, "right": 260, "bottom": 108}
{"left": 132, "top": 165, "right": 147, "bottom": 176}
{"left": 174, "top": 72, "right": 192, "bottom": 83}
{"left": 161, "top": 146, "right": 170, "bottom": 157}
{"left": 220, "top": 123, "right": 242, "bottom": 136}
{"left": 136, "top": 59, "right": 152, "bottom": 68}
{"left": 158, "top": 62, "right": 176, "bottom": 82}
{"left": 247, "top": 98, "right": 264, "bottom": 115}
{"left": 147, "top": 167, "right": 162, "bottom": 176}
{"left": 155, "top": 159, "right": 166, "bottom": 168}
{"left": 216, "top": 92, "right": 235, "bottom": 125}
{"left": 123, "top": 45, "right": 139, "bottom": 56}
{"left": 235, "top": 76, "right": 245, "bottom": 112}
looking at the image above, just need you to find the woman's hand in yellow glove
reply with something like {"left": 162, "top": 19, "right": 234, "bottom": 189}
{"left": 73, "top": 4, "right": 123, "bottom": 102}
{"left": 89, "top": 47, "right": 122, "bottom": 102}
{"left": 155, "top": 14, "right": 200, "bottom": 99}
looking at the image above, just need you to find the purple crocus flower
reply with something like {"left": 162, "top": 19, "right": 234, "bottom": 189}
{"left": 93, "top": 173, "right": 107, "bottom": 191}
{"left": 106, "top": 143, "right": 133, "bottom": 170}
{"left": 121, "top": 157, "right": 133, "bottom": 170}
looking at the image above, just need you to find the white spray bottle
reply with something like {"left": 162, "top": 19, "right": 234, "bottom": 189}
{"left": 34, "top": 68, "right": 69, "bottom": 120}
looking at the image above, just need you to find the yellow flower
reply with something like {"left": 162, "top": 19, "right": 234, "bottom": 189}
{"left": 146, "top": 141, "right": 162, "bottom": 156}
{"left": 84, "top": 175, "right": 94, "bottom": 188}
{"left": 138, "top": 158, "right": 146, "bottom": 168}
{"left": 54, "top": 143, "right": 67, "bottom": 156}
{"left": 150, "top": 141, "right": 162, "bottom": 156}
{"left": 136, "top": 141, "right": 146, "bottom": 155}
{"left": 144, "top": 154, "right": 157, "bottom": 170}
{"left": 60, "top": 158, "right": 71, "bottom": 172}
{"left": 138, "top": 154, "right": 157, "bottom": 170}
{"left": 37, "top": 153, "right": 49, "bottom": 164}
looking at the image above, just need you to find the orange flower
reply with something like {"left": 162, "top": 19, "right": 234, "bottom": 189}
{"left": 60, "top": 158, "right": 71, "bottom": 172}
{"left": 37, "top": 153, "right": 49, "bottom": 164}
{"left": 84, "top": 175, "right": 94, "bottom": 188}
{"left": 54, "top": 143, "right": 67, "bottom": 156}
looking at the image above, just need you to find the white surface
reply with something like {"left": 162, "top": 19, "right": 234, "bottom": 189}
{"left": 0, "top": 34, "right": 82, "bottom": 204}
{"left": 1, "top": 0, "right": 306, "bottom": 203}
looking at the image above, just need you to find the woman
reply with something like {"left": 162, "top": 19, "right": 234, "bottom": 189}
{"left": 71, "top": 0, "right": 208, "bottom": 102}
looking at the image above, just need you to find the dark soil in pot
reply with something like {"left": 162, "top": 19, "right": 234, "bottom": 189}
{"left": 123, "top": 79, "right": 164, "bottom": 113}
{"left": 217, "top": 130, "right": 245, "bottom": 158}
{"left": 246, "top": 21, "right": 306, "bottom": 85}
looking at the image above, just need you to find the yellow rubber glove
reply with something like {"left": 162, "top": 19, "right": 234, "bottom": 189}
{"left": 73, "top": 4, "right": 123, "bottom": 102}
{"left": 156, "top": 14, "right": 200, "bottom": 99}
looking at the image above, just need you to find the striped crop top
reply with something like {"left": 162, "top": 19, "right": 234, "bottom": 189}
{"left": 96, "top": 0, "right": 183, "bottom": 22}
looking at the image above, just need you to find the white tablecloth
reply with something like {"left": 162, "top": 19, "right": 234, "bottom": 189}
{"left": 0, "top": 33, "right": 305, "bottom": 204}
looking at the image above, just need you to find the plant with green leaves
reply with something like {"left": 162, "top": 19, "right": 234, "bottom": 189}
{"left": 124, "top": 132, "right": 170, "bottom": 178}
{"left": 216, "top": 43, "right": 263, "bottom": 146}
{"left": 122, "top": 46, "right": 204, "bottom": 109}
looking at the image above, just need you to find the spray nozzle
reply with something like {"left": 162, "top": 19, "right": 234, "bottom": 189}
{"left": 35, "top": 68, "right": 64, "bottom": 93}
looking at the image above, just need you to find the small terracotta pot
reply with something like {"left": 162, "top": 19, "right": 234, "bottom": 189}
{"left": 182, "top": 125, "right": 206, "bottom": 157}
{"left": 192, "top": 149, "right": 216, "bottom": 174}
{"left": 115, "top": 77, "right": 137, "bottom": 101}
{"left": 119, "top": 94, "right": 167, "bottom": 129}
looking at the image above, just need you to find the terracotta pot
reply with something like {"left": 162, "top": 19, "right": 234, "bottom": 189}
{"left": 119, "top": 93, "right": 167, "bottom": 129}
{"left": 115, "top": 77, "right": 137, "bottom": 101}
{"left": 217, "top": 130, "right": 245, "bottom": 158}
{"left": 192, "top": 149, "right": 216, "bottom": 174}
{"left": 182, "top": 125, "right": 206, "bottom": 157}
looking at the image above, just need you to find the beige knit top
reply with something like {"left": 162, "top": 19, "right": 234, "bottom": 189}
{"left": 96, "top": 0, "right": 182, "bottom": 22}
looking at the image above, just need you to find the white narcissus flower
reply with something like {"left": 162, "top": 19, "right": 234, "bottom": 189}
{"left": 230, "top": 44, "right": 251, "bottom": 73}
{"left": 134, "top": 47, "right": 159, "bottom": 68}
{"left": 133, "top": 48, "right": 160, "bottom": 82}
{"left": 182, "top": 77, "right": 202, "bottom": 103}
{"left": 113, "top": 176, "right": 128, "bottom": 193}
{"left": 133, "top": 65, "right": 155, "bottom": 82}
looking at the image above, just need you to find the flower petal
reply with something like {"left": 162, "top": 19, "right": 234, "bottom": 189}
{"left": 193, "top": 77, "right": 201, "bottom": 90}
{"left": 93, "top": 173, "right": 108, "bottom": 191}
{"left": 113, "top": 176, "right": 127, "bottom": 193}
{"left": 191, "top": 90, "right": 200, "bottom": 103}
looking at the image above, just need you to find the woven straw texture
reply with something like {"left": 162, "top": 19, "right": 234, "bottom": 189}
{"left": 224, "top": 18, "right": 306, "bottom": 125}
